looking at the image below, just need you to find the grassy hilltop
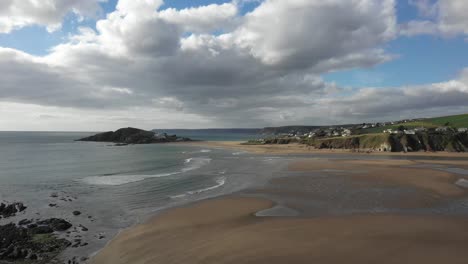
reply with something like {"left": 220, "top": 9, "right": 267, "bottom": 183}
{"left": 362, "top": 114, "right": 468, "bottom": 134}
{"left": 252, "top": 113, "right": 468, "bottom": 152}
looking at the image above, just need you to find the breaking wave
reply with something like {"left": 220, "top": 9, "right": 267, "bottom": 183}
{"left": 81, "top": 157, "right": 211, "bottom": 186}
{"left": 170, "top": 177, "right": 226, "bottom": 199}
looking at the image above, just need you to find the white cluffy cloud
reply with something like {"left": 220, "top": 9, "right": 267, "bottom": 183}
{"left": 401, "top": 0, "right": 468, "bottom": 37}
{"left": 0, "top": 0, "right": 105, "bottom": 33}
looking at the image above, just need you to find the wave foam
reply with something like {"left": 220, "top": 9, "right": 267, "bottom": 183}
{"left": 170, "top": 177, "right": 226, "bottom": 199}
{"left": 81, "top": 157, "right": 211, "bottom": 186}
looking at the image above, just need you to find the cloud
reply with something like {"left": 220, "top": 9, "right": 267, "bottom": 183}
{"left": 2, "top": 0, "right": 466, "bottom": 129}
{"left": 0, "top": 0, "right": 105, "bottom": 33}
{"left": 314, "top": 69, "right": 468, "bottom": 122}
{"left": 401, "top": 0, "right": 468, "bottom": 37}
{"left": 233, "top": 0, "right": 396, "bottom": 68}
{"left": 158, "top": 3, "right": 238, "bottom": 33}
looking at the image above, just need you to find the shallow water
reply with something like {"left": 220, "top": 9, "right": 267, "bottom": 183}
{"left": 0, "top": 132, "right": 287, "bottom": 261}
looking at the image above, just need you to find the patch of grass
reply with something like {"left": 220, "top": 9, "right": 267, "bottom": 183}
{"left": 358, "top": 133, "right": 389, "bottom": 148}
{"left": 425, "top": 114, "right": 468, "bottom": 128}
{"left": 32, "top": 233, "right": 55, "bottom": 244}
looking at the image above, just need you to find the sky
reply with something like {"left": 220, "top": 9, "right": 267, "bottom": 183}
{"left": 0, "top": 0, "right": 467, "bottom": 131}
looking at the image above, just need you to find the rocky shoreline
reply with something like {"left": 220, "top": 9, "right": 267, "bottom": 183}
{"left": 0, "top": 198, "right": 101, "bottom": 264}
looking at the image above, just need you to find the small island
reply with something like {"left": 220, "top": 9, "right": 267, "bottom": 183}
{"left": 77, "top": 127, "right": 192, "bottom": 144}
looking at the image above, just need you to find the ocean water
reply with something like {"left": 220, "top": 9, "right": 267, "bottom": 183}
{"left": 152, "top": 129, "right": 261, "bottom": 141}
{"left": 0, "top": 131, "right": 287, "bottom": 261}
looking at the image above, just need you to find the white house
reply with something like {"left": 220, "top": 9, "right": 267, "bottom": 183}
{"left": 436, "top": 127, "right": 449, "bottom": 132}
{"left": 342, "top": 129, "right": 352, "bottom": 137}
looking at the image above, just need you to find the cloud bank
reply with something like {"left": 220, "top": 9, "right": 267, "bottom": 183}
{"left": 0, "top": 0, "right": 467, "bottom": 130}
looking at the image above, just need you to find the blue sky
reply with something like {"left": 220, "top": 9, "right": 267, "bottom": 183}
{"left": 1, "top": 0, "right": 465, "bottom": 89}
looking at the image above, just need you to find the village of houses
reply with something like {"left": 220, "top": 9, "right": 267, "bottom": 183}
{"left": 263, "top": 118, "right": 468, "bottom": 140}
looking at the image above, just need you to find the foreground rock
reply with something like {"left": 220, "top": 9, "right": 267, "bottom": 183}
{"left": 0, "top": 219, "right": 72, "bottom": 263}
{"left": 77, "top": 127, "right": 192, "bottom": 144}
{"left": 0, "top": 202, "right": 27, "bottom": 218}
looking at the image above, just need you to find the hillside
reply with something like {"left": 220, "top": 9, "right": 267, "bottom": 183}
{"left": 360, "top": 114, "right": 468, "bottom": 134}
{"left": 304, "top": 132, "right": 468, "bottom": 152}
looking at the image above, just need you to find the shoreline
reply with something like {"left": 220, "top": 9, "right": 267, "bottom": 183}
{"left": 178, "top": 141, "right": 468, "bottom": 157}
{"left": 91, "top": 150, "right": 468, "bottom": 264}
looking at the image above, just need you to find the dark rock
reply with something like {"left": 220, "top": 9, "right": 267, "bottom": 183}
{"left": 0, "top": 202, "right": 27, "bottom": 218}
{"left": 0, "top": 221, "right": 72, "bottom": 262}
{"left": 77, "top": 127, "right": 192, "bottom": 144}
{"left": 27, "top": 223, "right": 38, "bottom": 229}
{"left": 37, "top": 218, "right": 72, "bottom": 231}
{"left": 72, "top": 210, "right": 81, "bottom": 216}
{"left": 31, "top": 226, "right": 54, "bottom": 234}
{"left": 49, "top": 203, "right": 57, "bottom": 207}
{"left": 18, "top": 219, "right": 32, "bottom": 226}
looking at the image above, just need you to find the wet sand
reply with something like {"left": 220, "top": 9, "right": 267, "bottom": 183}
{"left": 92, "top": 153, "right": 468, "bottom": 264}
{"left": 92, "top": 197, "right": 468, "bottom": 264}
{"left": 289, "top": 159, "right": 466, "bottom": 197}
{"left": 183, "top": 141, "right": 468, "bottom": 157}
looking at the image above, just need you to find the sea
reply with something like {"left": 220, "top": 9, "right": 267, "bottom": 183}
{"left": 0, "top": 131, "right": 287, "bottom": 261}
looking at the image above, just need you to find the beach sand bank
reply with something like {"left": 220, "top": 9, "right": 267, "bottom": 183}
{"left": 92, "top": 196, "right": 468, "bottom": 264}
{"left": 289, "top": 158, "right": 466, "bottom": 197}
{"left": 183, "top": 141, "right": 468, "bottom": 157}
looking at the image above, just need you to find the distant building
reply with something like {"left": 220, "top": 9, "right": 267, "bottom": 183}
{"left": 404, "top": 130, "right": 416, "bottom": 135}
{"left": 436, "top": 127, "right": 449, "bottom": 132}
{"left": 342, "top": 129, "right": 352, "bottom": 137}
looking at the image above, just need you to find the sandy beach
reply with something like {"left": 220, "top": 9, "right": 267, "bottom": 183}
{"left": 92, "top": 144, "right": 468, "bottom": 264}
{"left": 183, "top": 141, "right": 468, "bottom": 158}
{"left": 92, "top": 196, "right": 468, "bottom": 264}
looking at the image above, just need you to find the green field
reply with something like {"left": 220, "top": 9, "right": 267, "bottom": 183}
{"left": 361, "top": 113, "right": 468, "bottom": 134}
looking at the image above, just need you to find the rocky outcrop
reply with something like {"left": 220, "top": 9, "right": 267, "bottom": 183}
{"left": 0, "top": 222, "right": 71, "bottom": 263}
{"left": 77, "top": 127, "right": 192, "bottom": 144}
{"left": 0, "top": 202, "right": 72, "bottom": 264}
{"left": 0, "top": 202, "right": 27, "bottom": 219}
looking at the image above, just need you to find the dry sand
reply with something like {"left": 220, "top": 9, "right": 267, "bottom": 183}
{"left": 92, "top": 197, "right": 468, "bottom": 264}
{"left": 183, "top": 141, "right": 468, "bottom": 157}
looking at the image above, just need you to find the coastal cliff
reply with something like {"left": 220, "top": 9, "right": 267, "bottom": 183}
{"left": 77, "top": 127, "right": 191, "bottom": 144}
{"left": 306, "top": 132, "right": 468, "bottom": 152}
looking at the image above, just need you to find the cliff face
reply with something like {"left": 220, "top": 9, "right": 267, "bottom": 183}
{"left": 308, "top": 132, "right": 468, "bottom": 152}
{"left": 78, "top": 127, "right": 191, "bottom": 144}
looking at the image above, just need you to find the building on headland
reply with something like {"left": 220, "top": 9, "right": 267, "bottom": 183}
{"left": 342, "top": 129, "right": 352, "bottom": 137}
{"left": 436, "top": 127, "right": 450, "bottom": 132}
